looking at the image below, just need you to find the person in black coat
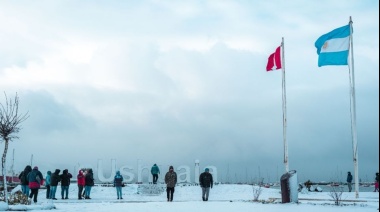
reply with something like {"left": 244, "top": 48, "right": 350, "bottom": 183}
{"left": 60, "top": 169, "right": 73, "bottom": 199}
{"left": 84, "top": 168, "right": 94, "bottom": 199}
{"left": 347, "top": 172, "right": 353, "bottom": 192}
{"left": 18, "top": 165, "right": 32, "bottom": 196}
{"left": 49, "top": 169, "right": 61, "bottom": 200}
{"left": 199, "top": 168, "right": 213, "bottom": 201}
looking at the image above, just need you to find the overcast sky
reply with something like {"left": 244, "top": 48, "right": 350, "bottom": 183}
{"left": 0, "top": 0, "right": 378, "bottom": 184}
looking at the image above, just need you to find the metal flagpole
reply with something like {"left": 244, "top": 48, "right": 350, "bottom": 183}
{"left": 348, "top": 16, "right": 359, "bottom": 198}
{"left": 281, "top": 37, "right": 289, "bottom": 173}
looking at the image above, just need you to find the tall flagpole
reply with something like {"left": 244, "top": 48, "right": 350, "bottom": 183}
{"left": 348, "top": 16, "right": 359, "bottom": 198}
{"left": 281, "top": 37, "right": 289, "bottom": 173}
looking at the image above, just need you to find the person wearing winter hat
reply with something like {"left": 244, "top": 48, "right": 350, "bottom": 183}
{"left": 114, "top": 170, "right": 124, "bottom": 199}
{"left": 164, "top": 166, "right": 177, "bottom": 202}
{"left": 28, "top": 166, "right": 44, "bottom": 204}
{"left": 199, "top": 168, "right": 213, "bottom": 201}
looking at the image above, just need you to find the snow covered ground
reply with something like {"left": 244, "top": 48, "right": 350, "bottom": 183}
{"left": 1, "top": 184, "right": 378, "bottom": 211}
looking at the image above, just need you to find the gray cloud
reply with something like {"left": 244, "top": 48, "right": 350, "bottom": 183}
{"left": 0, "top": 0, "right": 378, "bottom": 184}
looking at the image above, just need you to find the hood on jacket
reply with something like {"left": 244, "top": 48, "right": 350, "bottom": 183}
{"left": 24, "top": 165, "right": 32, "bottom": 172}
{"left": 47, "top": 171, "right": 52, "bottom": 175}
{"left": 54, "top": 169, "right": 60, "bottom": 175}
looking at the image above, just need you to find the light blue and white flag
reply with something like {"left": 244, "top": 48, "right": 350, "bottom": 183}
{"left": 315, "top": 24, "right": 351, "bottom": 67}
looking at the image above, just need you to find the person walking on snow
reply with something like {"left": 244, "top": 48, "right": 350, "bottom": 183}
{"left": 28, "top": 166, "right": 44, "bottom": 204}
{"left": 164, "top": 166, "right": 177, "bottom": 202}
{"left": 374, "top": 172, "right": 379, "bottom": 192}
{"left": 151, "top": 164, "right": 160, "bottom": 184}
{"left": 199, "top": 168, "right": 213, "bottom": 201}
{"left": 19, "top": 165, "right": 32, "bottom": 196}
{"left": 114, "top": 171, "right": 124, "bottom": 199}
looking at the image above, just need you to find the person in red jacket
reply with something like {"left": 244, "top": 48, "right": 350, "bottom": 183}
{"left": 77, "top": 169, "right": 86, "bottom": 199}
{"left": 28, "top": 166, "right": 44, "bottom": 204}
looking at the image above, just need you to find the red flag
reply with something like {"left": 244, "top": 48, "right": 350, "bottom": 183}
{"left": 266, "top": 46, "right": 282, "bottom": 71}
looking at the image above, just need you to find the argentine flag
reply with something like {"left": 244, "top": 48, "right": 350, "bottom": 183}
{"left": 315, "top": 24, "right": 351, "bottom": 67}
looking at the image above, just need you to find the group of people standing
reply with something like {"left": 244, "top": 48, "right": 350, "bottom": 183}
{"left": 76, "top": 169, "right": 95, "bottom": 199}
{"left": 150, "top": 164, "right": 214, "bottom": 202}
{"left": 18, "top": 164, "right": 214, "bottom": 203}
{"left": 18, "top": 165, "right": 95, "bottom": 203}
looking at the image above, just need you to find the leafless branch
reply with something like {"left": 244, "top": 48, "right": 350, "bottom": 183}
{"left": 252, "top": 185, "right": 262, "bottom": 201}
{"left": 0, "top": 93, "right": 29, "bottom": 142}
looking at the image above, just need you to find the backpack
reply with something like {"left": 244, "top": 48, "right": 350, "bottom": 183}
{"left": 36, "top": 175, "right": 41, "bottom": 184}
{"left": 20, "top": 173, "right": 27, "bottom": 184}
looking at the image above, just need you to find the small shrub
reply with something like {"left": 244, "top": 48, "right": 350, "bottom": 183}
{"left": 6, "top": 191, "right": 29, "bottom": 205}
{"left": 328, "top": 186, "right": 343, "bottom": 206}
{"left": 252, "top": 185, "right": 262, "bottom": 201}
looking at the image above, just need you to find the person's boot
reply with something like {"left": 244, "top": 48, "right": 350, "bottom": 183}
{"left": 202, "top": 197, "right": 205, "bottom": 201}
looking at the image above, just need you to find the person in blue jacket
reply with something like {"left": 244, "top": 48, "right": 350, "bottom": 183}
{"left": 151, "top": 164, "right": 160, "bottom": 184}
{"left": 44, "top": 171, "right": 51, "bottom": 199}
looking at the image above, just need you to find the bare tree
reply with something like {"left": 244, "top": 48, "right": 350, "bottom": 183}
{"left": 0, "top": 93, "right": 29, "bottom": 203}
